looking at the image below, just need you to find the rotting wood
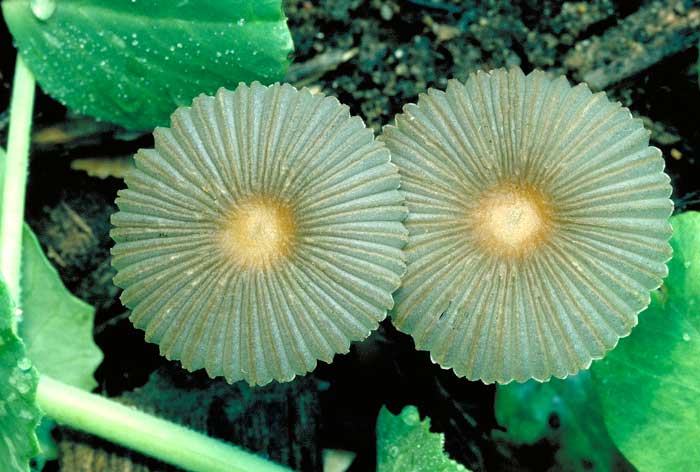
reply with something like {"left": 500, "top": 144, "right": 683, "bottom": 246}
{"left": 565, "top": 0, "right": 700, "bottom": 90}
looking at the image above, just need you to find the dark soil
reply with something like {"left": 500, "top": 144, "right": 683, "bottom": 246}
{"left": 1, "top": 1, "right": 699, "bottom": 471}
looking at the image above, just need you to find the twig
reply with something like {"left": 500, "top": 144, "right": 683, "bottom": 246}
{"left": 285, "top": 48, "right": 359, "bottom": 87}
{"left": 565, "top": 1, "right": 700, "bottom": 90}
{"left": 406, "top": 0, "right": 461, "bottom": 13}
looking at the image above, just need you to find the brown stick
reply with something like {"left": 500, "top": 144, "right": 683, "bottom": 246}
{"left": 565, "top": 1, "right": 700, "bottom": 90}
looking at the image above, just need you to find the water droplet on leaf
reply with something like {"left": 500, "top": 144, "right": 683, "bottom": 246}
{"left": 17, "top": 358, "right": 32, "bottom": 370}
{"left": 16, "top": 380, "right": 31, "bottom": 395}
{"left": 31, "top": 0, "right": 56, "bottom": 21}
{"left": 402, "top": 408, "right": 420, "bottom": 425}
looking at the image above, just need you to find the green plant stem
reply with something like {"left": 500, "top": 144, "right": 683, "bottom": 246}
{"left": 3, "top": 52, "right": 292, "bottom": 472}
{"left": 3, "top": 53, "right": 292, "bottom": 472}
{"left": 0, "top": 54, "right": 35, "bottom": 307}
{"left": 36, "top": 375, "right": 293, "bottom": 472}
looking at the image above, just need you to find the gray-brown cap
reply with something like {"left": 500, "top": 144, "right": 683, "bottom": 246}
{"left": 381, "top": 67, "right": 673, "bottom": 384}
{"left": 111, "top": 82, "right": 407, "bottom": 386}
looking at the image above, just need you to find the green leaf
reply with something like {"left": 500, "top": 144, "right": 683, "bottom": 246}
{"left": 376, "top": 405, "right": 470, "bottom": 472}
{"left": 30, "top": 418, "right": 58, "bottom": 471}
{"left": 0, "top": 275, "right": 41, "bottom": 472}
{"left": 2, "top": 0, "right": 293, "bottom": 129}
{"left": 20, "top": 224, "right": 102, "bottom": 390}
{"left": 592, "top": 211, "right": 700, "bottom": 472}
{"left": 495, "top": 372, "right": 632, "bottom": 472}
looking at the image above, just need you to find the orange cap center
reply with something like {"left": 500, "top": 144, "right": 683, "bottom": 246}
{"left": 470, "top": 184, "right": 552, "bottom": 258}
{"left": 218, "top": 196, "right": 296, "bottom": 268}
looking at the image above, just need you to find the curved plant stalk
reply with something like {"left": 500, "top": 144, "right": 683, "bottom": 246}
{"left": 37, "top": 376, "right": 293, "bottom": 472}
{"left": 0, "top": 54, "right": 35, "bottom": 312}
{"left": 1, "top": 54, "right": 294, "bottom": 472}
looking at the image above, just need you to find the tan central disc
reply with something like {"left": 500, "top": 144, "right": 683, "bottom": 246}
{"left": 218, "top": 196, "right": 297, "bottom": 268}
{"left": 470, "top": 184, "right": 552, "bottom": 258}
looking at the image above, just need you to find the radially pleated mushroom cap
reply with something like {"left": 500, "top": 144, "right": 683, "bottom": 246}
{"left": 111, "top": 82, "right": 407, "bottom": 386}
{"left": 381, "top": 67, "right": 673, "bottom": 384}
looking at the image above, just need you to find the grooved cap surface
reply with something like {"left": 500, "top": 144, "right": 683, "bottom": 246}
{"left": 381, "top": 67, "right": 673, "bottom": 384}
{"left": 111, "top": 82, "right": 407, "bottom": 385}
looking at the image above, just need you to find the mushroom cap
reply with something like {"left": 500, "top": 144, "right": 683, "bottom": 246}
{"left": 381, "top": 67, "right": 673, "bottom": 384}
{"left": 111, "top": 82, "right": 407, "bottom": 386}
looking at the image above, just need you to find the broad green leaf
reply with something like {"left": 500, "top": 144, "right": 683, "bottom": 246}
{"left": 20, "top": 224, "right": 102, "bottom": 390}
{"left": 0, "top": 275, "right": 41, "bottom": 472}
{"left": 495, "top": 372, "right": 632, "bottom": 472}
{"left": 592, "top": 211, "right": 699, "bottom": 471}
{"left": 376, "top": 405, "right": 470, "bottom": 472}
{"left": 3, "top": 0, "right": 293, "bottom": 129}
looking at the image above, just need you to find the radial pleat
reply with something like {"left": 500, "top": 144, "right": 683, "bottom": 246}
{"left": 112, "top": 82, "right": 407, "bottom": 385}
{"left": 381, "top": 67, "right": 672, "bottom": 384}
